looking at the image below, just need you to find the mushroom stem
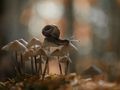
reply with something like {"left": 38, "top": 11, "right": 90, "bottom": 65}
{"left": 58, "top": 56, "right": 62, "bottom": 75}
{"left": 31, "top": 57, "right": 34, "bottom": 75}
{"left": 15, "top": 51, "right": 21, "bottom": 75}
{"left": 65, "top": 61, "right": 69, "bottom": 75}
{"left": 46, "top": 48, "right": 50, "bottom": 74}
{"left": 20, "top": 53, "right": 24, "bottom": 75}
{"left": 42, "top": 57, "right": 49, "bottom": 80}
{"left": 38, "top": 55, "right": 42, "bottom": 76}
{"left": 46, "top": 61, "right": 49, "bottom": 74}
{"left": 11, "top": 54, "right": 20, "bottom": 77}
{"left": 34, "top": 56, "right": 37, "bottom": 74}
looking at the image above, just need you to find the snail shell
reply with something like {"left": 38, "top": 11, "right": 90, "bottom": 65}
{"left": 42, "top": 25, "right": 60, "bottom": 39}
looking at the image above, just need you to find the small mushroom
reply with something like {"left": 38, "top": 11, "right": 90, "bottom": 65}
{"left": 42, "top": 38, "right": 60, "bottom": 74}
{"left": 16, "top": 41, "right": 27, "bottom": 75}
{"left": 35, "top": 56, "right": 44, "bottom": 75}
{"left": 2, "top": 40, "right": 27, "bottom": 76}
{"left": 36, "top": 48, "right": 47, "bottom": 77}
{"left": 42, "top": 56, "right": 49, "bottom": 80}
{"left": 23, "top": 49, "right": 35, "bottom": 75}
{"left": 27, "top": 37, "right": 42, "bottom": 73}
{"left": 51, "top": 49, "right": 65, "bottom": 75}
{"left": 59, "top": 56, "right": 72, "bottom": 75}
{"left": 2, "top": 41, "right": 20, "bottom": 75}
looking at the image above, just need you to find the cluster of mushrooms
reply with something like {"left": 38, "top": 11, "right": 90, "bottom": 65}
{"left": 2, "top": 25, "right": 79, "bottom": 80}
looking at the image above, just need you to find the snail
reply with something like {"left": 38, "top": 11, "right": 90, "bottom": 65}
{"left": 42, "top": 25, "right": 69, "bottom": 45}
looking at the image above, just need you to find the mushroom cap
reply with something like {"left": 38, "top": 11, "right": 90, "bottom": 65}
{"left": 50, "top": 49, "right": 64, "bottom": 57}
{"left": 27, "top": 37, "right": 42, "bottom": 49}
{"left": 36, "top": 48, "right": 47, "bottom": 57}
{"left": 18, "top": 38, "right": 28, "bottom": 46}
{"left": 2, "top": 40, "right": 27, "bottom": 52}
{"left": 2, "top": 42, "right": 12, "bottom": 51}
{"left": 70, "top": 40, "right": 80, "bottom": 50}
{"left": 23, "top": 49, "right": 35, "bottom": 57}
{"left": 59, "top": 56, "right": 72, "bottom": 63}
{"left": 42, "top": 38, "right": 59, "bottom": 48}
{"left": 23, "top": 49, "right": 35, "bottom": 61}
{"left": 60, "top": 42, "right": 79, "bottom": 55}
{"left": 35, "top": 48, "right": 48, "bottom": 61}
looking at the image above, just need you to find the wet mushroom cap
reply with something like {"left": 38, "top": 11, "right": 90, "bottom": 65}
{"left": 36, "top": 48, "right": 47, "bottom": 57}
{"left": 2, "top": 40, "right": 27, "bottom": 52}
{"left": 70, "top": 40, "right": 80, "bottom": 50}
{"left": 23, "top": 49, "right": 35, "bottom": 61}
{"left": 27, "top": 37, "right": 42, "bottom": 49}
{"left": 23, "top": 49, "right": 34, "bottom": 57}
{"left": 2, "top": 42, "right": 12, "bottom": 51}
{"left": 60, "top": 42, "right": 79, "bottom": 55}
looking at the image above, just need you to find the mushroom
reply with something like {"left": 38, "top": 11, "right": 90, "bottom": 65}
{"left": 2, "top": 40, "right": 27, "bottom": 76}
{"left": 23, "top": 49, "right": 35, "bottom": 75}
{"left": 16, "top": 41, "right": 27, "bottom": 75}
{"left": 51, "top": 49, "right": 65, "bottom": 75}
{"left": 35, "top": 56, "right": 44, "bottom": 76}
{"left": 59, "top": 42, "right": 79, "bottom": 75}
{"left": 2, "top": 41, "right": 20, "bottom": 75}
{"left": 27, "top": 37, "right": 42, "bottom": 73}
{"left": 59, "top": 56, "right": 72, "bottom": 75}
{"left": 42, "top": 38, "right": 60, "bottom": 74}
{"left": 36, "top": 48, "right": 47, "bottom": 76}
{"left": 42, "top": 55, "right": 49, "bottom": 80}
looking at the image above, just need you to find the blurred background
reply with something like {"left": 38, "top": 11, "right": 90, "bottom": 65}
{"left": 0, "top": 0, "right": 120, "bottom": 81}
